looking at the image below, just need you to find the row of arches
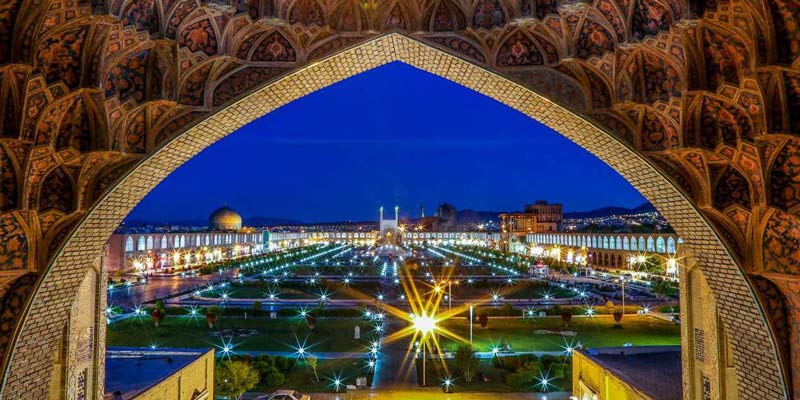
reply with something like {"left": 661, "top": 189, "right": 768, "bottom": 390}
{"left": 529, "top": 232, "right": 679, "bottom": 254}
{"left": 404, "top": 232, "right": 489, "bottom": 240}
{"left": 588, "top": 251, "right": 626, "bottom": 269}
{"left": 123, "top": 232, "right": 262, "bottom": 252}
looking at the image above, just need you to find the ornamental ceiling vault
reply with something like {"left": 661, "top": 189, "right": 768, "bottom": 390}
{"left": 0, "top": 0, "right": 799, "bottom": 398}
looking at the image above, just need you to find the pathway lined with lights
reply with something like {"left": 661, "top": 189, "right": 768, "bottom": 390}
{"left": 429, "top": 245, "right": 521, "bottom": 276}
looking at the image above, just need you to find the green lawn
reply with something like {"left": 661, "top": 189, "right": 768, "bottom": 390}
{"left": 206, "top": 283, "right": 384, "bottom": 300}
{"left": 107, "top": 317, "right": 373, "bottom": 352}
{"left": 206, "top": 280, "right": 576, "bottom": 302}
{"left": 452, "top": 284, "right": 575, "bottom": 300}
{"left": 206, "top": 286, "right": 319, "bottom": 300}
{"left": 438, "top": 315, "right": 680, "bottom": 352}
{"left": 506, "top": 285, "right": 575, "bottom": 299}
{"left": 252, "top": 358, "right": 368, "bottom": 393}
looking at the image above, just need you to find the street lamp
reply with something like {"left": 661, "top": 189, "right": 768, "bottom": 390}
{"left": 469, "top": 304, "right": 474, "bottom": 346}
{"left": 412, "top": 312, "right": 437, "bottom": 387}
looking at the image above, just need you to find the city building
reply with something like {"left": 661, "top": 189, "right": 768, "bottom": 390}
{"left": 105, "top": 206, "right": 265, "bottom": 274}
{"left": 524, "top": 200, "right": 564, "bottom": 230}
{"left": 105, "top": 348, "right": 214, "bottom": 399}
{"left": 500, "top": 200, "right": 563, "bottom": 235}
{"left": 571, "top": 346, "right": 681, "bottom": 400}
{"left": 500, "top": 200, "right": 564, "bottom": 252}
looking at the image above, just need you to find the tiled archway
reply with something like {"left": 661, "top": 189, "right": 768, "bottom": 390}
{"left": 1, "top": 33, "right": 788, "bottom": 399}
{"left": 3, "top": 0, "right": 800, "bottom": 397}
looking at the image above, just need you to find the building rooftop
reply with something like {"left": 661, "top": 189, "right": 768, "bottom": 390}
{"left": 581, "top": 346, "right": 682, "bottom": 400}
{"left": 105, "top": 347, "right": 212, "bottom": 399}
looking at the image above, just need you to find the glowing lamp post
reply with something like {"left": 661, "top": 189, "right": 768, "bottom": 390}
{"left": 469, "top": 304, "right": 474, "bottom": 346}
{"left": 413, "top": 313, "right": 437, "bottom": 387}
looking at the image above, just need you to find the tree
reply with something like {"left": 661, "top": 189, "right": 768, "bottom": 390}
{"left": 307, "top": 355, "right": 319, "bottom": 382}
{"left": 150, "top": 308, "right": 165, "bottom": 328}
{"left": 652, "top": 280, "right": 677, "bottom": 300}
{"left": 264, "top": 367, "right": 285, "bottom": 387}
{"left": 561, "top": 311, "right": 572, "bottom": 327}
{"left": 215, "top": 360, "right": 259, "bottom": 400}
{"left": 206, "top": 305, "right": 222, "bottom": 328}
{"left": 479, "top": 313, "right": 488, "bottom": 329}
{"left": 454, "top": 345, "right": 480, "bottom": 383}
{"left": 305, "top": 312, "right": 317, "bottom": 331}
{"left": 151, "top": 300, "right": 167, "bottom": 327}
{"left": 549, "top": 362, "right": 570, "bottom": 379}
{"left": 613, "top": 309, "right": 623, "bottom": 327}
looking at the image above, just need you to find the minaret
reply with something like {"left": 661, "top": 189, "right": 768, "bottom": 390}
{"left": 420, "top": 205, "right": 425, "bottom": 219}
{"left": 379, "top": 206, "right": 384, "bottom": 222}
{"left": 394, "top": 206, "right": 399, "bottom": 222}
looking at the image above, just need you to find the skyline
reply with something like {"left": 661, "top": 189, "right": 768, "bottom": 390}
{"left": 127, "top": 62, "right": 646, "bottom": 224}
{"left": 124, "top": 201, "right": 655, "bottom": 226}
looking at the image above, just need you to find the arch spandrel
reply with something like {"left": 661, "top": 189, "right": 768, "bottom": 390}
{"left": 1, "top": 0, "right": 800, "bottom": 398}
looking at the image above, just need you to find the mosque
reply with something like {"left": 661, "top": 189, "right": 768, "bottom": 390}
{"left": 105, "top": 205, "right": 264, "bottom": 274}
{"left": 208, "top": 205, "right": 243, "bottom": 231}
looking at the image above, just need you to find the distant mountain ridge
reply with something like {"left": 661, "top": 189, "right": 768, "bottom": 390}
{"left": 452, "top": 202, "right": 655, "bottom": 223}
{"left": 563, "top": 202, "right": 656, "bottom": 219}
{"left": 456, "top": 209, "right": 502, "bottom": 223}
{"left": 247, "top": 216, "right": 306, "bottom": 226}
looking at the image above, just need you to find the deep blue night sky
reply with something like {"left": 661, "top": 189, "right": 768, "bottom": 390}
{"left": 127, "top": 62, "right": 645, "bottom": 224}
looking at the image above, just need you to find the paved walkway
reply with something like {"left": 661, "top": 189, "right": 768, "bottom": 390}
{"left": 373, "top": 320, "right": 419, "bottom": 390}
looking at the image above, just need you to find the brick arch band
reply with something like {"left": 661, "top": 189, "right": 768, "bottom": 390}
{"left": 1, "top": 34, "right": 788, "bottom": 399}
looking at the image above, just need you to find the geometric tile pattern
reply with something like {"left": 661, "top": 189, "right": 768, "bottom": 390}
{"left": 1, "top": 0, "right": 799, "bottom": 398}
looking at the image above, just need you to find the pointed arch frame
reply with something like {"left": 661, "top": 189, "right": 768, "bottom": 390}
{"left": 0, "top": 33, "right": 789, "bottom": 399}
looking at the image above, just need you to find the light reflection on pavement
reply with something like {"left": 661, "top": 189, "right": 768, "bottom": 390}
{"left": 108, "top": 272, "right": 234, "bottom": 307}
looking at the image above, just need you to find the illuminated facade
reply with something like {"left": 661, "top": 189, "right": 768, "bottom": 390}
{"left": 106, "top": 230, "right": 264, "bottom": 274}
{"left": 105, "top": 206, "right": 264, "bottom": 274}
{"left": 500, "top": 200, "right": 564, "bottom": 235}
{"left": 266, "top": 230, "right": 379, "bottom": 248}
{"left": 402, "top": 231, "right": 498, "bottom": 245}
{"left": 264, "top": 229, "right": 496, "bottom": 248}
{"left": 527, "top": 232, "right": 681, "bottom": 269}
{"left": 525, "top": 200, "right": 563, "bottom": 230}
